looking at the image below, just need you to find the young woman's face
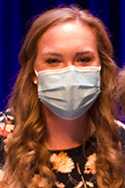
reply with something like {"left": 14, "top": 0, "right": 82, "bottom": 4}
{"left": 34, "top": 21, "right": 100, "bottom": 71}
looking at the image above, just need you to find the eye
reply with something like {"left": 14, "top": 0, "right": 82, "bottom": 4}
{"left": 46, "top": 58, "right": 61, "bottom": 64}
{"left": 77, "top": 57, "right": 92, "bottom": 63}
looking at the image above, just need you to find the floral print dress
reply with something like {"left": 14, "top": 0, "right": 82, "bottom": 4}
{"left": 0, "top": 109, "right": 125, "bottom": 188}
{"left": 49, "top": 140, "right": 97, "bottom": 188}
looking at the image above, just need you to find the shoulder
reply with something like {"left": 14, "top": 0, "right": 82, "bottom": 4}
{"left": 115, "top": 120, "right": 125, "bottom": 155}
{"left": 0, "top": 109, "right": 15, "bottom": 170}
{"left": 0, "top": 109, "right": 15, "bottom": 138}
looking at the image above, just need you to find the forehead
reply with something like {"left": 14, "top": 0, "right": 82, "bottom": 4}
{"left": 35, "top": 21, "right": 100, "bottom": 70}
{"left": 37, "top": 21, "right": 97, "bottom": 47}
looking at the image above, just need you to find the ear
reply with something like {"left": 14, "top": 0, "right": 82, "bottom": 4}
{"left": 33, "top": 76, "right": 38, "bottom": 84}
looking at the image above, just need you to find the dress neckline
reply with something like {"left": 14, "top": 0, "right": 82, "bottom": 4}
{"left": 49, "top": 144, "right": 83, "bottom": 154}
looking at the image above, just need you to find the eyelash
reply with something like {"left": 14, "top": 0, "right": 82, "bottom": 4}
{"left": 77, "top": 57, "right": 92, "bottom": 63}
{"left": 45, "top": 57, "right": 92, "bottom": 65}
{"left": 46, "top": 58, "right": 61, "bottom": 64}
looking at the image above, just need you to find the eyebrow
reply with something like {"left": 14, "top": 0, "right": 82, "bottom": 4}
{"left": 40, "top": 52, "right": 63, "bottom": 58}
{"left": 75, "top": 50, "right": 94, "bottom": 57}
{"left": 40, "top": 50, "right": 94, "bottom": 58}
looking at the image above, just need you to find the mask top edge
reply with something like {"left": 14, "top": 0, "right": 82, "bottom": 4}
{"left": 36, "top": 65, "right": 101, "bottom": 77}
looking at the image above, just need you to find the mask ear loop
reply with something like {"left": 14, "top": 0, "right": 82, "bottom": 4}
{"left": 98, "top": 66, "right": 101, "bottom": 71}
{"left": 33, "top": 69, "right": 38, "bottom": 84}
{"left": 34, "top": 69, "right": 38, "bottom": 76}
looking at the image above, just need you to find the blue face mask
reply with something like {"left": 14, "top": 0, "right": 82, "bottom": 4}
{"left": 36, "top": 65, "right": 101, "bottom": 120}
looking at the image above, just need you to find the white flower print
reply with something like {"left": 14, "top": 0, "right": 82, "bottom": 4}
{"left": 86, "top": 181, "right": 94, "bottom": 187}
{"left": 5, "top": 123, "right": 15, "bottom": 133}
{"left": 0, "top": 122, "right": 5, "bottom": 133}
{"left": 0, "top": 169, "right": 4, "bottom": 181}
{"left": 0, "top": 116, "right": 4, "bottom": 121}
{"left": 50, "top": 151, "right": 75, "bottom": 173}
{"left": 55, "top": 181, "right": 65, "bottom": 188}
{"left": 32, "top": 174, "right": 48, "bottom": 187}
{"left": 6, "top": 115, "right": 14, "bottom": 121}
{"left": 84, "top": 153, "right": 96, "bottom": 175}
{"left": 74, "top": 181, "right": 83, "bottom": 188}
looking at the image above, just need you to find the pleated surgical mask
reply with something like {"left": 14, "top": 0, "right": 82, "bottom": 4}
{"left": 35, "top": 65, "right": 101, "bottom": 119}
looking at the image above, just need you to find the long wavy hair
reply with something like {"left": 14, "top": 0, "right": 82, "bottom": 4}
{"left": 0, "top": 6, "right": 124, "bottom": 188}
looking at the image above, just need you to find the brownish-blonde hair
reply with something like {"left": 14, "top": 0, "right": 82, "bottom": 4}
{"left": 0, "top": 5, "right": 124, "bottom": 188}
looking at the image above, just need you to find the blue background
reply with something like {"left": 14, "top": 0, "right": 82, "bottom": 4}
{"left": 0, "top": 0, "right": 125, "bottom": 110}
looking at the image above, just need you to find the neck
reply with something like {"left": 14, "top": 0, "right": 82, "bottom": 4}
{"left": 43, "top": 106, "right": 92, "bottom": 150}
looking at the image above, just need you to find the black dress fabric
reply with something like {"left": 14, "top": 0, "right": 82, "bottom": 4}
{"left": 49, "top": 138, "right": 97, "bottom": 188}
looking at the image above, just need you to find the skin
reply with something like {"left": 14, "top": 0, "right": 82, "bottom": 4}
{"left": 34, "top": 21, "right": 100, "bottom": 150}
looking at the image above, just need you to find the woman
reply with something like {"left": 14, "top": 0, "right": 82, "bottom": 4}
{"left": 0, "top": 6, "right": 124, "bottom": 188}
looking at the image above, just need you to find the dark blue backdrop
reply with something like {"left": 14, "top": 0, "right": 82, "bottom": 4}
{"left": 0, "top": 0, "right": 125, "bottom": 110}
